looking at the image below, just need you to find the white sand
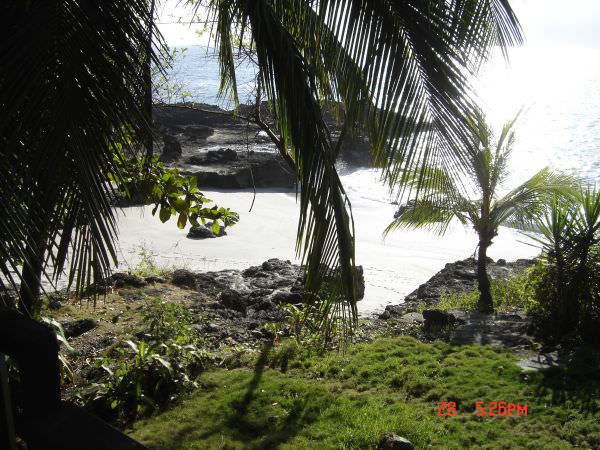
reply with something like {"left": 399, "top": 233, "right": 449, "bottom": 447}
{"left": 115, "top": 178, "right": 541, "bottom": 316}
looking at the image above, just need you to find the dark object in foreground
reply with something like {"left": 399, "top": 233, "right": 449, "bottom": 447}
{"left": 61, "top": 318, "right": 98, "bottom": 338}
{"left": 0, "top": 309, "right": 148, "bottom": 450}
{"left": 423, "top": 309, "right": 460, "bottom": 330}
{"left": 187, "top": 221, "right": 227, "bottom": 239}
{"left": 378, "top": 432, "right": 414, "bottom": 449}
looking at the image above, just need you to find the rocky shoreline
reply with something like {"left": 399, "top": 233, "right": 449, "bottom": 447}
{"left": 379, "top": 257, "right": 535, "bottom": 319}
{"left": 151, "top": 103, "right": 372, "bottom": 190}
{"left": 57, "top": 256, "right": 533, "bottom": 353}
{"left": 48, "top": 253, "right": 560, "bottom": 400}
{"left": 56, "top": 256, "right": 537, "bottom": 347}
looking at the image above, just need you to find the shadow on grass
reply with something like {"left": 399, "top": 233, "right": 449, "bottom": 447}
{"left": 533, "top": 345, "right": 600, "bottom": 416}
{"left": 221, "top": 340, "right": 323, "bottom": 449}
{"left": 234, "top": 340, "right": 273, "bottom": 417}
{"left": 152, "top": 341, "right": 324, "bottom": 450}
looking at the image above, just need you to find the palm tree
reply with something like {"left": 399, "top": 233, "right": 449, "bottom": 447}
{"left": 1, "top": 1, "right": 523, "bottom": 327}
{"left": 386, "top": 110, "right": 577, "bottom": 312}
{"left": 0, "top": 1, "right": 158, "bottom": 315}
{"left": 204, "top": 0, "right": 523, "bottom": 326}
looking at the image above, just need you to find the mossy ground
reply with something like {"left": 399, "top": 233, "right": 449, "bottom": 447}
{"left": 128, "top": 336, "right": 600, "bottom": 449}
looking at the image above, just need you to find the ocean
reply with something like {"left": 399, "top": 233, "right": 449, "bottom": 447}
{"left": 164, "top": 44, "right": 600, "bottom": 188}
{"left": 125, "top": 44, "right": 600, "bottom": 314}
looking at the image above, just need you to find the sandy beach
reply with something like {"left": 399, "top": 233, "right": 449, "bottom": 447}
{"left": 115, "top": 169, "right": 541, "bottom": 316}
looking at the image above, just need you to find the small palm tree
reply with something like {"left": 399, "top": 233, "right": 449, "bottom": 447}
{"left": 386, "top": 110, "right": 577, "bottom": 312}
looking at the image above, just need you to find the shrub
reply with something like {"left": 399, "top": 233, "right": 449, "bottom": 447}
{"left": 436, "top": 271, "right": 537, "bottom": 313}
{"left": 528, "top": 190, "right": 600, "bottom": 343}
{"left": 77, "top": 299, "right": 206, "bottom": 424}
{"left": 279, "top": 295, "right": 348, "bottom": 353}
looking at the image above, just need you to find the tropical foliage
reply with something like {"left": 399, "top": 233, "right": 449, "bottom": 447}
{"left": 527, "top": 189, "right": 600, "bottom": 342}
{"left": 203, "top": 0, "right": 523, "bottom": 325}
{"left": 0, "top": 1, "right": 158, "bottom": 315}
{"left": 77, "top": 299, "right": 207, "bottom": 424}
{"left": 386, "top": 110, "right": 576, "bottom": 312}
{"left": 1, "top": 0, "right": 524, "bottom": 327}
{"left": 0, "top": 1, "right": 235, "bottom": 316}
{"left": 109, "top": 150, "right": 239, "bottom": 233}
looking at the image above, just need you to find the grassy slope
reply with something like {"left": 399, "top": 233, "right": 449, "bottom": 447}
{"left": 129, "top": 336, "right": 600, "bottom": 449}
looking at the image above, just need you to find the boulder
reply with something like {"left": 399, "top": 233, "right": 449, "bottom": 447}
{"left": 423, "top": 309, "right": 458, "bottom": 329}
{"left": 187, "top": 226, "right": 215, "bottom": 239}
{"left": 171, "top": 269, "right": 196, "bottom": 288}
{"left": 398, "top": 312, "right": 425, "bottom": 324}
{"left": 262, "top": 259, "right": 292, "bottom": 272}
{"left": 377, "top": 433, "right": 414, "bottom": 450}
{"left": 378, "top": 304, "right": 412, "bottom": 320}
{"left": 144, "top": 275, "right": 166, "bottom": 284}
{"left": 188, "top": 148, "right": 237, "bottom": 165}
{"left": 187, "top": 222, "right": 227, "bottom": 239}
{"left": 182, "top": 125, "right": 214, "bottom": 140}
{"left": 455, "top": 269, "right": 477, "bottom": 279}
{"left": 379, "top": 310, "right": 391, "bottom": 320}
{"left": 47, "top": 293, "right": 64, "bottom": 310}
{"left": 269, "top": 290, "right": 303, "bottom": 305}
{"left": 61, "top": 319, "right": 97, "bottom": 338}
{"left": 159, "top": 134, "right": 182, "bottom": 162}
{"left": 111, "top": 272, "right": 147, "bottom": 288}
{"left": 185, "top": 152, "right": 296, "bottom": 189}
{"left": 219, "top": 289, "right": 249, "bottom": 314}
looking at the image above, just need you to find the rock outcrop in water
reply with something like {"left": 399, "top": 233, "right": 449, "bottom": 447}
{"left": 380, "top": 257, "right": 535, "bottom": 319}
{"left": 152, "top": 103, "right": 372, "bottom": 189}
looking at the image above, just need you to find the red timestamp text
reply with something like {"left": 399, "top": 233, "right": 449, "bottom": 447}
{"left": 437, "top": 401, "right": 528, "bottom": 417}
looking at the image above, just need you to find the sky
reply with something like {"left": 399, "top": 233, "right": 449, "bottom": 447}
{"left": 157, "top": 0, "right": 600, "bottom": 48}
{"left": 517, "top": 0, "right": 600, "bottom": 47}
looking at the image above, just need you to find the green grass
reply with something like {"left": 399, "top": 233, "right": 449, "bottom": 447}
{"left": 129, "top": 336, "right": 600, "bottom": 449}
{"left": 436, "top": 271, "right": 538, "bottom": 313}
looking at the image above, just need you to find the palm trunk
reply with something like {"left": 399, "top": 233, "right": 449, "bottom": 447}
{"left": 476, "top": 241, "right": 493, "bottom": 313}
{"left": 18, "top": 233, "right": 45, "bottom": 317}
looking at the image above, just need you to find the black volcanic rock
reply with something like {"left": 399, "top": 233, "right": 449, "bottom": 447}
{"left": 152, "top": 103, "right": 372, "bottom": 188}
{"left": 403, "top": 257, "right": 535, "bottom": 306}
{"left": 159, "top": 134, "right": 182, "bottom": 162}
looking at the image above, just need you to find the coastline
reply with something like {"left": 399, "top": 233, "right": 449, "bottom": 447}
{"left": 107, "top": 103, "right": 544, "bottom": 317}
{"left": 114, "top": 185, "right": 541, "bottom": 316}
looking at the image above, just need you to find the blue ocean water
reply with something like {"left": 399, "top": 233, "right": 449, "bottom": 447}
{"left": 164, "top": 45, "right": 600, "bottom": 196}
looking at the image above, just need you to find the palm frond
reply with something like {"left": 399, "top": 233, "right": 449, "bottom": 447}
{"left": 313, "top": 0, "right": 523, "bottom": 195}
{"left": 385, "top": 199, "right": 466, "bottom": 236}
{"left": 217, "top": 0, "right": 359, "bottom": 326}
{"left": 0, "top": 0, "right": 161, "bottom": 310}
{"left": 206, "top": 0, "right": 522, "bottom": 326}
{"left": 492, "top": 168, "right": 580, "bottom": 229}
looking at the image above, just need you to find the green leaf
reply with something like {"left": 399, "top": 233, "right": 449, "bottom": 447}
{"left": 159, "top": 206, "right": 171, "bottom": 223}
{"left": 126, "top": 340, "right": 139, "bottom": 353}
{"left": 170, "top": 197, "right": 187, "bottom": 213}
{"left": 177, "top": 213, "right": 187, "bottom": 229}
{"left": 156, "top": 356, "right": 174, "bottom": 374}
{"left": 211, "top": 221, "right": 221, "bottom": 235}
